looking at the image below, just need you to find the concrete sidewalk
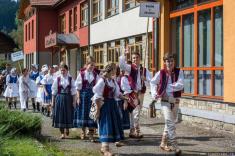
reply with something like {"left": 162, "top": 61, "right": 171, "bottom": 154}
{"left": 41, "top": 114, "right": 235, "bottom": 156}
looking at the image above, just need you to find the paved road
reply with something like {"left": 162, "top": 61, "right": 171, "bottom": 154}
{"left": 40, "top": 113, "right": 235, "bottom": 156}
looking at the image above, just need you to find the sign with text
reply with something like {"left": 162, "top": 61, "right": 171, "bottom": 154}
{"left": 139, "top": 2, "right": 160, "bottom": 18}
{"left": 11, "top": 51, "right": 24, "bottom": 62}
{"left": 45, "top": 33, "right": 57, "bottom": 48}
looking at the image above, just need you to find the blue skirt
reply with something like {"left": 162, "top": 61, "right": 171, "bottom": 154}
{"left": 52, "top": 93, "right": 74, "bottom": 128}
{"left": 44, "top": 84, "right": 52, "bottom": 103}
{"left": 73, "top": 88, "right": 97, "bottom": 128}
{"left": 117, "top": 100, "right": 130, "bottom": 130}
{"left": 99, "top": 98, "right": 124, "bottom": 143}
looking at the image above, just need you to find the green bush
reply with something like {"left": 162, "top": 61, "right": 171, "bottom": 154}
{"left": 0, "top": 109, "right": 42, "bottom": 136}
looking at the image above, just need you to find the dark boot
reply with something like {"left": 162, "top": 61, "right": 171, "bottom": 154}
{"left": 8, "top": 102, "right": 12, "bottom": 109}
{"left": 14, "top": 102, "right": 17, "bottom": 109}
{"left": 26, "top": 101, "right": 29, "bottom": 109}
{"left": 36, "top": 102, "right": 40, "bottom": 112}
{"left": 32, "top": 103, "right": 36, "bottom": 112}
{"left": 41, "top": 107, "right": 44, "bottom": 114}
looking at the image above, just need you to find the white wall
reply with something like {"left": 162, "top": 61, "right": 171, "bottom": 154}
{"left": 90, "top": 4, "right": 152, "bottom": 45}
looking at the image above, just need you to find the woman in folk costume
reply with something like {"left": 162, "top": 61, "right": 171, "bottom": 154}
{"left": 115, "top": 66, "right": 130, "bottom": 130}
{"left": 4, "top": 68, "right": 19, "bottom": 109}
{"left": 73, "top": 57, "right": 99, "bottom": 141}
{"left": 28, "top": 64, "right": 40, "bottom": 112}
{"left": 150, "top": 53, "right": 184, "bottom": 154}
{"left": 41, "top": 66, "right": 55, "bottom": 116}
{"left": 93, "top": 63, "right": 126, "bottom": 156}
{"left": 19, "top": 68, "right": 30, "bottom": 111}
{"left": 52, "top": 64, "right": 76, "bottom": 139}
{"left": 36, "top": 65, "right": 48, "bottom": 112}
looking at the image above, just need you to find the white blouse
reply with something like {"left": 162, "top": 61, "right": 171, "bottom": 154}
{"left": 41, "top": 74, "right": 54, "bottom": 85}
{"left": 19, "top": 76, "right": 29, "bottom": 92}
{"left": 119, "top": 54, "right": 152, "bottom": 91}
{"left": 75, "top": 70, "right": 100, "bottom": 90}
{"left": 51, "top": 74, "right": 76, "bottom": 96}
{"left": 121, "top": 76, "right": 132, "bottom": 95}
{"left": 150, "top": 70, "right": 184, "bottom": 99}
{"left": 92, "top": 78, "right": 121, "bottom": 101}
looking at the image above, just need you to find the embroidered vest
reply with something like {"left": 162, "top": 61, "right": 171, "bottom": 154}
{"left": 129, "top": 64, "right": 146, "bottom": 93}
{"left": 81, "top": 71, "right": 97, "bottom": 89}
{"left": 157, "top": 68, "right": 181, "bottom": 98}
{"left": 9, "top": 75, "right": 17, "bottom": 83}
{"left": 30, "top": 72, "right": 39, "bottom": 81}
{"left": 103, "top": 78, "right": 116, "bottom": 98}
{"left": 57, "top": 76, "right": 72, "bottom": 94}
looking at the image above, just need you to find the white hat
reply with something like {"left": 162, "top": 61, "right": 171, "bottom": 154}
{"left": 53, "top": 65, "right": 58, "bottom": 68}
{"left": 10, "top": 68, "right": 16, "bottom": 74}
{"left": 31, "top": 64, "right": 38, "bottom": 69}
{"left": 41, "top": 64, "right": 48, "bottom": 73}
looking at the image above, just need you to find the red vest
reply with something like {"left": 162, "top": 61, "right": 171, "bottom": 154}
{"left": 80, "top": 70, "right": 97, "bottom": 89}
{"left": 157, "top": 68, "right": 182, "bottom": 98}
{"left": 129, "top": 64, "right": 146, "bottom": 93}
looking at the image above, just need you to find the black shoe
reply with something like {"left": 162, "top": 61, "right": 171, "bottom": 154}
{"left": 14, "top": 102, "right": 17, "bottom": 109}
{"left": 36, "top": 102, "right": 40, "bottom": 112}
{"left": 8, "top": 102, "right": 12, "bottom": 109}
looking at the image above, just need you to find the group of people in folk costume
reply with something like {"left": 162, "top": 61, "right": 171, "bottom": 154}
{"left": 51, "top": 51, "right": 184, "bottom": 155}
{"left": 2, "top": 50, "right": 184, "bottom": 155}
{"left": 3, "top": 63, "right": 60, "bottom": 116}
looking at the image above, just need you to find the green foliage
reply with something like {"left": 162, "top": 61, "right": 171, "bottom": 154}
{"left": 1, "top": 136, "right": 64, "bottom": 156}
{"left": 0, "top": 0, "right": 19, "bottom": 33}
{"left": 0, "top": 109, "right": 42, "bottom": 136}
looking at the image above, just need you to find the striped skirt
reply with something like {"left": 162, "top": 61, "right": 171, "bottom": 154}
{"left": 73, "top": 88, "right": 97, "bottom": 128}
{"left": 52, "top": 93, "right": 74, "bottom": 128}
{"left": 99, "top": 98, "right": 124, "bottom": 143}
{"left": 117, "top": 100, "right": 130, "bottom": 130}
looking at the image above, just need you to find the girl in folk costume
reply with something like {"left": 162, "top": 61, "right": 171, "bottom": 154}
{"left": 74, "top": 57, "right": 99, "bottom": 141}
{"left": 36, "top": 65, "right": 48, "bottom": 112}
{"left": 41, "top": 66, "right": 55, "bottom": 116}
{"left": 4, "top": 68, "right": 19, "bottom": 109}
{"left": 52, "top": 64, "right": 76, "bottom": 139}
{"left": 115, "top": 66, "right": 130, "bottom": 130}
{"left": 19, "top": 68, "right": 30, "bottom": 111}
{"left": 150, "top": 53, "right": 184, "bottom": 154}
{"left": 119, "top": 51, "right": 152, "bottom": 138}
{"left": 93, "top": 63, "right": 126, "bottom": 156}
{"left": 28, "top": 64, "right": 40, "bottom": 112}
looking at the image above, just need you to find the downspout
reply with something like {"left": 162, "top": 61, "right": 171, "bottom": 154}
{"left": 36, "top": 7, "right": 39, "bottom": 65}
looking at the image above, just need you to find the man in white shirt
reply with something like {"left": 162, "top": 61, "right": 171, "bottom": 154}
{"left": 119, "top": 50, "right": 152, "bottom": 138}
{"left": 150, "top": 53, "right": 184, "bottom": 154}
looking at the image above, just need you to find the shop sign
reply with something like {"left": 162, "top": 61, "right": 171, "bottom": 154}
{"left": 45, "top": 33, "right": 57, "bottom": 48}
{"left": 11, "top": 51, "right": 24, "bottom": 62}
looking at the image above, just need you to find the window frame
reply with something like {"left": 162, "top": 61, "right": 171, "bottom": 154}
{"left": 74, "top": 7, "right": 78, "bottom": 31}
{"left": 107, "top": 41, "right": 120, "bottom": 63}
{"left": 123, "top": 0, "right": 139, "bottom": 12}
{"left": 93, "top": 44, "right": 104, "bottom": 69}
{"left": 81, "top": 2, "right": 88, "bottom": 27}
{"left": 170, "top": 0, "right": 223, "bottom": 100}
{"left": 105, "top": 0, "right": 119, "bottom": 18}
{"left": 91, "top": 0, "right": 103, "bottom": 23}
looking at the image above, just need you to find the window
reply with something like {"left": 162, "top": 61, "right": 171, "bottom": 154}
{"left": 74, "top": 7, "right": 77, "bottom": 31}
{"left": 81, "top": 47, "right": 89, "bottom": 68}
{"left": 92, "top": 0, "right": 103, "bottom": 23}
{"left": 170, "top": 0, "right": 223, "bottom": 98}
{"left": 28, "top": 22, "right": 30, "bottom": 40}
{"left": 25, "top": 25, "right": 27, "bottom": 41}
{"left": 32, "top": 20, "right": 34, "bottom": 39}
{"left": 106, "top": 0, "right": 118, "bottom": 17}
{"left": 93, "top": 44, "right": 104, "bottom": 69}
{"left": 81, "top": 2, "right": 88, "bottom": 27}
{"left": 107, "top": 41, "right": 120, "bottom": 63}
{"left": 123, "top": 0, "right": 139, "bottom": 11}
{"left": 126, "top": 36, "right": 143, "bottom": 65}
{"left": 69, "top": 10, "right": 73, "bottom": 32}
{"left": 171, "top": 0, "right": 194, "bottom": 11}
{"left": 59, "top": 14, "right": 66, "bottom": 34}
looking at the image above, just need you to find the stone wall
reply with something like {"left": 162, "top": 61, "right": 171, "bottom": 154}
{"left": 142, "top": 88, "right": 235, "bottom": 134}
